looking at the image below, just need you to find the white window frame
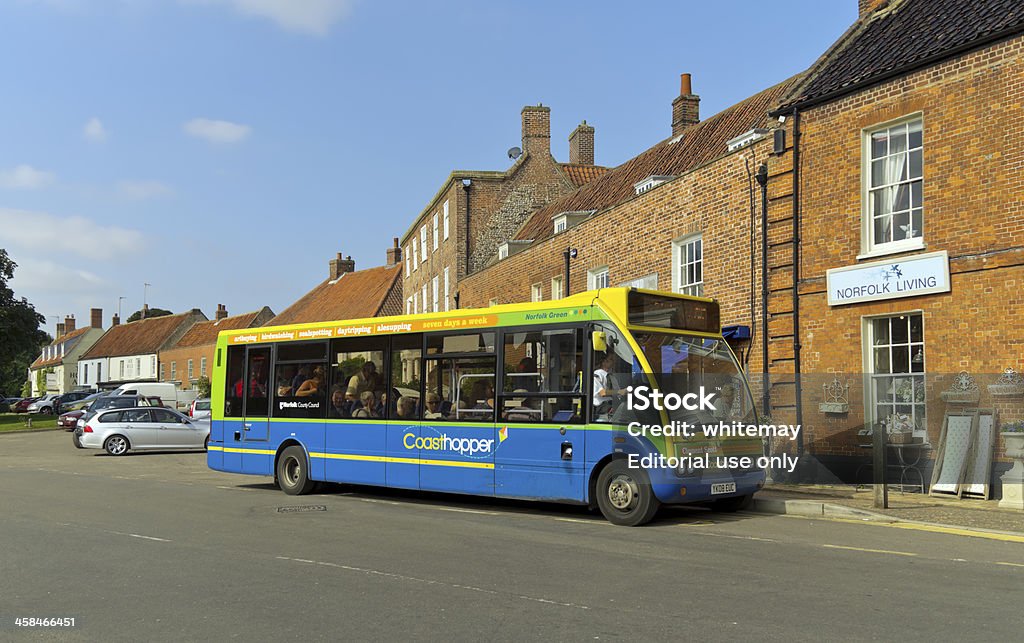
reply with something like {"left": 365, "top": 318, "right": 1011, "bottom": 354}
{"left": 861, "top": 114, "right": 925, "bottom": 258}
{"left": 420, "top": 225, "right": 428, "bottom": 261}
{"left": 432, "top": 276, "right": 439, "bottom": 312}
{"left": 498, "top": 245, "right": 509, "bottom": 260}
{"left": 551, "top": 275, "right": 563, "bottom": 299}
{"left": 489, "top": 298, "right": 499, "bottom": 307}
{"left": 413, "top": 292, "right": 419, "bottom": 315}
{"left": 422, "top": 284, "right": 428, "bottom": 313}
{"left": 443, "top": 267, "right": 450, "bottom": 312}
{"left": 405, "top": 247, "right": 410, "bottom": 276}
{"left": 201, "top": 357, "right": 207, "bottom": 378}
{"left": 188, "top": 359, "right": 194, "bottom": 380}
{"left": 170, "top": 361, "right": 176, "bottom": 381}
{"left": 554, "top": 216, "right": 567, "bottom": 234}
{"left": 432, "top": 214, "right": 439, "bottom": 250}
{"left": 672, "top": 234, "right": 703, "bottom": 296}
{"left": 412, "top": 239, "right": 418, "bottom": 271}
{"left": 862, "top": 311, "right": 927, "bottom": 440}
{"left": 443, "top": 201, "right": 450, "bottom": 240}
{"left": 587, "top": 266, "right": 609, "bottom": 290}
{"left": 531, "top": 283, "right": 543, "bottom": 302}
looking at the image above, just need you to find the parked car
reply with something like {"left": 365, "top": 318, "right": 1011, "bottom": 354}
{"left": 72, "top": 395, "right": 164, "bottom": 444}
{"left": 188, "top": 398, "right": 211, "bottom": 420}
{"left": 0, "top": 397, "right": 21, "bottom": 413}
{"left": 26, "top": 394, "right": 60, "bottom": 414}
{"left": 76, "top": 407, "right": 210, "bottom": 455}
{"left": 12, "top": 397, "right": 39, "bottom": 413}
{"left": 63, "top": 392, "right": 104, "bottom": 412}
{"left": 53, "top": 390, "right": 93, "bottom": 415}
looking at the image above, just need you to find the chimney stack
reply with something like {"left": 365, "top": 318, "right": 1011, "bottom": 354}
{"left": 112, "top": 314, "right": 120, "bottom": 327}
{"left": 859, "top": 0, "right": 888, "bottom": 18}
{"left": 568, "top": 121, "right": 595, "bottom": 165}
{"left": 56, "top": 322, "right": 66, "bottom": 338}
{"left": 329, "top": 252, "right": 356, "bottom": 280}
{"left": 386, "top": 237, "right": 402, "bottom": 266}
{"left": 91, "top": 308, "right": 102, "bottom": 329}
{"left": 141, "top": 303, "right": 150, "bottom": 320}
{"left": 64, "top": 315, "right": 76, "bottom": 333}
{"left": 521, "top": 104, "right": 551, "bottom": 156}
{"left": 671, "top": 73, "right": 700, "bottom": 136}
{"left": 216, "top": 304, "right": 228, "bottom": 321}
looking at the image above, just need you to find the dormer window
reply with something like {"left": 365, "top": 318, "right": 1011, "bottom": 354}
{"left": 552, "top": 210, "right": 595, "bottom": 234}
{"left": 497, "top": 240, "right": 533, "bottom": 261}
{"left": 726, "top": 128, "right": 770, "bottom": 152}
{"left": 634, "top": 175, "right": 675, "bottom": 196}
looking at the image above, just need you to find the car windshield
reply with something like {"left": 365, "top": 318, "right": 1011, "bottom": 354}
{"left": 630, "top": 331, "right": 757, "bottom": 425}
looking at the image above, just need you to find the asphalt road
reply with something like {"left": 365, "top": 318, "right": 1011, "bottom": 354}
{"left": 1, "top": 430, "right": 1022, "bottom": 642}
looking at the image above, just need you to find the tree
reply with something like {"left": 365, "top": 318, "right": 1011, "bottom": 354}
{"left": 195, "top": 376, "right": 212, "bottom": 398}
{"left": 0, "top": 249, "right": 49, "bottom": 397}
{"left": 126, "top": 307, "right": 173, "bottom": 323}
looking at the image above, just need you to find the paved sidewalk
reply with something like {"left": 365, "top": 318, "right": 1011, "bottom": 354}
{"left": 756, "top": 483, "right": 1024, "bottom": 535}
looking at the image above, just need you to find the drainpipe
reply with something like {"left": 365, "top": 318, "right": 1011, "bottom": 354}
{"left": 791, "top": 109, "right": 804, "bottom": 461}
{"left": 754, "top": 163, "right": 770, "bottom": 417}
{"left": 462, "top": 179, "right": 472, "bottom": 277}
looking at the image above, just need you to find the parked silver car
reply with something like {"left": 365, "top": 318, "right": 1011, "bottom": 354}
{"left": 77, "top": 407, "right": 210, "bottom": 455}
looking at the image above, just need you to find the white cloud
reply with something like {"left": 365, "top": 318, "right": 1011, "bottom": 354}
{"left": 183, "top": 117, "right": 251, "bottom": 144}
{"left": 183, "top": 0, "right": 354, "bottom": 36}
{"left": 83, "top": 117, "right": 108, "bottom": 142}
{"left": 0, "top": 165, "right": 56, "bottom": 190}
{"left": 115, "top": 180, "right": 174, "bottom": 200}
{"left": 0, "top": 208, "right": 146, "bottom": 261}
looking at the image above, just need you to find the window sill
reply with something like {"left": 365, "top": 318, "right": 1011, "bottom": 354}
{"left": 856, "top": 240, "right": 926, "bottom": 261}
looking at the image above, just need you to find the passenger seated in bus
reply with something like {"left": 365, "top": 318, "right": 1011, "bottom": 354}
{"left": 295, "top": 366, "right": 325, "bottom": 397}
{"left": 423, "top": 392, "right": 444, "bottom": 419}
{"left": 329, "top": 386, "right": 349, "bottom": 418}
{"left": 504, "top": 390, "right": 541, "bottom": 422}
{"left": 459, "top": 380, "right": 494, "bottom": 419}
{"left": 348, "top": 362, "right": 382, "bottom": 397}
{"left": 515, "top": 357, "right": 540, "bottom": 392}
{"left": 395, "top": 396, "right": 417, "bottom": 420}
{"left": 352, "top": 391, "right": 379, "bottom": 419}
{"left": 290, "top": 366, "right": 309, "bottom": 396}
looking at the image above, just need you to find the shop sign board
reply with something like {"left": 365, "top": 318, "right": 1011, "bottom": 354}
{"left": 827, "top": 251, "right": 950, "bottom": 306}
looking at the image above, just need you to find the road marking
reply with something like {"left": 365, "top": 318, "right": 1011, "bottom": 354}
{"left": 996, "top": 562, "right": 1024, "bottom": 568}
{"left": 784, "top": 514, "right": 1024, "bottom": 544}
{"left": 691, "top": 532, "right": 777, "bottom": 542}
{"left": 276, "top": 556, "right": 589, "bottom": 610}
{"left": 554, "top": 518, "right": 607, "bottom": 525}
{"left": 57, "top": 522, "right": 171, "bottom": 543}
{"left": 436, "top": 507, "right": 501, "bottom": 515}
{"left": 822, "top": 544, "right": 916, "bottom": 557}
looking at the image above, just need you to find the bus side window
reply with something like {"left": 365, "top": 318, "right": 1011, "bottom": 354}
{"left": 500, "top": 328, "right": 584, "bottom": 424}
{"left": 390, "top": 334, "right": 423, "bottom": 420}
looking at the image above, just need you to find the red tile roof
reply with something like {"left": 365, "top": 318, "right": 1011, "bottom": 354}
{"left": 29, "top": 326, "right": 94, "bottom": 369}
{"left": 560, "top": 164, "right": 609, "bottom": 187}
{"left": 513, "top": 76, "right": 801, "bottom": 244}
{"left": 171, "top": 308, "right": 274, "bottom": 348}
{"left": 80, "top": 311, "right": 204, "bottom": 359}
{"left": 269, "top": 264, "right": 403, "bottom": 326}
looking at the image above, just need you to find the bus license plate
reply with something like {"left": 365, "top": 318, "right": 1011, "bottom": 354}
{"left": 711, "top": 482, "right": 736, "bottom": 495}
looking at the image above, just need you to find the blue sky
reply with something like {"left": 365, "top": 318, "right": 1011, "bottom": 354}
{"left": 0, "top": 0, "right": 856, "bottom": 333}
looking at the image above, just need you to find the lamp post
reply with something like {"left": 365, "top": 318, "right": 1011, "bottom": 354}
{"left": 117, "top": 296, "right": 126, "bottom": 320}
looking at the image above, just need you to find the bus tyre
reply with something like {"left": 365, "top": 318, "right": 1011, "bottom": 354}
{"left": 277, "top": 446, "right": 316, "bottom": 496}
{"left": 710, "top": 494, "right": 752, "bottom": 513}
{"left": 596, "top": 460, "right": 660, "bottom": 526}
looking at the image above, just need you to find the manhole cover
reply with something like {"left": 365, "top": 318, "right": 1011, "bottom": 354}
{"left": 276, "top": 505, "right": 327, "bottom": 514}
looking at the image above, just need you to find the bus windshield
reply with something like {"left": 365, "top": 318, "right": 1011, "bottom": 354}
{"left": 631, "top": 331, "right": 757, "bottom": 425}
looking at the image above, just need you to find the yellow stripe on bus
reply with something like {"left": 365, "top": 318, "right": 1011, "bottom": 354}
{"left": 310, "top": 451, "right": 494, "bottom": 470}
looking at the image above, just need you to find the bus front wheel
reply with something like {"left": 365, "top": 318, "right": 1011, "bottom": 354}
{"left": 277, "top": 446, "right": 316, "bottom": 495}
{"left": 596, "top": 460, "right": 660, "bottom": 526}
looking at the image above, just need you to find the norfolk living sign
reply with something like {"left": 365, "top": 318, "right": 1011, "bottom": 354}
{"left": 827, "top": 250, "right": 950, "bottom": 306}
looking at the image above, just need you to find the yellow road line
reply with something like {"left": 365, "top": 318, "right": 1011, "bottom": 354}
{"left": 823, "top": 544, "right": 917, "bottom": 557}
{"left": 996, "top": 561, "right": 1024, "bottom": 568}
{"left": 784, "top": 514, "right": 1024, "bottom": 544}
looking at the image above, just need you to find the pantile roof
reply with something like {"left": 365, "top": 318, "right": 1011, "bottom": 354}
{"left": 270, "top": 264, "right": 403, "bottom": 326}
{"left": 29, "top": 326, "right": 94, "bottom": 370}
{"left": 560, "top": 164, "right": 610, "bottom": 187}
{"left": 171, "top": 308, "right": 273, "bottom": 348}
{"left": 80, "top": 311, "right": 202, "bottom": 359}
{"left": 513, "top": 75, "right": 801, "bottom": 244}
{"left": 780, "top": 0, "right": 1024, "bottom": 110}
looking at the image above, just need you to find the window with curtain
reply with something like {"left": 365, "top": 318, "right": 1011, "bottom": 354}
{"left": 867, "top": 118, "right": 923, "bottom": 251}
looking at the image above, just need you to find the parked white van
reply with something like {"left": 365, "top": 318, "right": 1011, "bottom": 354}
{"left": 110, "top": 382, "right": 199, "bottom": 411}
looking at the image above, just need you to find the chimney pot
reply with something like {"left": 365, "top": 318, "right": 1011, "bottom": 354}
{"left": 680, "top": 73, "right": 692, "bottom": 96}
{"left": 112, "top": 314, "right": 120, "bottom": 327}
{"left": 91, "top": 308, "right": 102, "bottom": 329}
{"left": 216, "top": 304, "right": 228, "bottom": 321}
{"left": 330, "top": 252, "right": 356, "bottom": 280}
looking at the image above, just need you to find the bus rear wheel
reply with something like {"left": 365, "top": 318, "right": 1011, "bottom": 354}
{"left": 596, "top": 460, "right": 660, "bottom": 526}
{"left": 277, "top": 446, "right": 316, "bottom": 496}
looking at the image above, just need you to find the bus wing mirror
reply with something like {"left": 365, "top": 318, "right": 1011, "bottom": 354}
{"left": 592, "top": 331, "right": 607, "bottom": 352}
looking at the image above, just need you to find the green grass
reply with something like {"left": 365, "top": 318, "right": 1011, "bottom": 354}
{"left": 0, "top": 413, "right": 58, "bottom": 431}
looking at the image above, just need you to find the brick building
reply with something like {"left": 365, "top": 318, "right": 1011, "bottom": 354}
{"left": 159, "top": 305, "right": 274, "bottom": 389}
{"left": 399, "top": 105, "right": 606, "bottom": 317}
{"left": 449, "top": 0, "right": 1024, "bottom": 492}
{"left": 28, "top": 310, "right": 106, "bottom": 395}
{"left": 270, "top": 246, "right": 404, "bottom": 325}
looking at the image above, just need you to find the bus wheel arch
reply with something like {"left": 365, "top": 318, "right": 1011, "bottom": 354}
{"left": 592, "top": 457, "right": 660, "bottom": 526}
{"left": 275, "top": 441, "right": 316, "bottom": 496}
{"left": 587, "top": 454, "right": 628, "bottom": 510}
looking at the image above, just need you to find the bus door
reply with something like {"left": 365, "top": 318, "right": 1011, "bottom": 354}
{"left": 417, "top": 332, "right": 497, "bottom": 495}
{"left": 240, "top": 346, "right": 271, "bottom": 474}
{"left": 494, "top": 327, "right": 587, "bottom": 502}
